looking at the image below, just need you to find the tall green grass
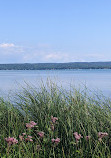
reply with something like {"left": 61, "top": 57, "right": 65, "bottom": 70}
{"left": 0, "top": 82, "right": 111, "bottom": 158}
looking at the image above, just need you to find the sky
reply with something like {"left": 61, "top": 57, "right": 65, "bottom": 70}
{"left": 0, "top": 0, "right": 111, "bottom": 63}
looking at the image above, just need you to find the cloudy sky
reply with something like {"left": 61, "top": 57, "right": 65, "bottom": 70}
{"left": 0, "top": 0, "right": 111, "bottom": 63}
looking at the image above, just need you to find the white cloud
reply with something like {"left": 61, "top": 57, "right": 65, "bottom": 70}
{"left": 0, "top": 42, "right": 110, "bottom": 63}
{"left": 45, "top": 53, "right": 62, "bottom": 60}
{"left": 0, "top": 43, "right": 25, "bottom": 56}
{"left": 0, "top": 43, "right": 15, "bottom": 48}
{"left": 45, "top": 52, "right": 69, "bottom": 62}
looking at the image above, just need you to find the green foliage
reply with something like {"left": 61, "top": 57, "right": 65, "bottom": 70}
{"left": 1, "top": 62, "right": 111, "bottom": 70}
{"left": 0, "top": 83, "right": 111, "bottom": 157}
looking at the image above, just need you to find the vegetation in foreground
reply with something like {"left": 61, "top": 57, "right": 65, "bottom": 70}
{"left": 0, "top": 83, "right": 111, "bottom": 158}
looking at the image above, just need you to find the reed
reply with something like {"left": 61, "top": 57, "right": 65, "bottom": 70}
{"left": 0, "top": 82, "right": 111, "bottom": 157}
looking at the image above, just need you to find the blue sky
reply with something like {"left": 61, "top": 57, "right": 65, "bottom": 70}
{"left": 0, "top": 0, "right": 111, "bottom": 63}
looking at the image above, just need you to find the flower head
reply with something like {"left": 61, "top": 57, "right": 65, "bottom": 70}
{"left": 38, "top": 131, "right": 44, "bottom": 138}
{"left": 51, "top": 116, "right": 58, "bottom": 124}
{"left": 25, "top": 138, "right": 33, "bottom": 142}
{"left": 85, "top": 136, "right": 91, "bottom": 141}
{"left": 73, "top": 132, "right": 83, "bottom": 143}
{"left": 26, "top": 121, "right": 37, "bottom": 129}
{"left": 51, "top": 138, "right": 55, "bottom": 143}
{"left": 30, "top": 121, "right": 37, "bottom": 126}
{"left": 55, "top": 138, "right": 60, "bottom": 144}
{"left": 22, "top": 133, "right": 26, "bottom": 136}
{"left": 28, "top": 135, "right": 32, "bottom": 138}
{"left": 51, "top": 138, "right": 60, "bottom": 145}
{"left": 5, "top": 137, "right": 18, "bottom": 146}
{"left": 98, "top": 132, "right": 108, "bottom": 141}
{"left": 26, "top": 123, "right": 34, "bottom": 128}
{"left": 25, "top": 135, "right": 33, "bottom": 142}
{"left": 19, "top": 135, "right": 24, "bottom": 141}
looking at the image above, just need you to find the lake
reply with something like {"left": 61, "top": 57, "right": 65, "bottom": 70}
{"left": 0, "top": 69, "right": 111, "bottom": 98}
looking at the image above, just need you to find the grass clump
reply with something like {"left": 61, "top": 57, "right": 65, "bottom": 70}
{"left": 0, "top": 83, "right": 111, "bottom": 158}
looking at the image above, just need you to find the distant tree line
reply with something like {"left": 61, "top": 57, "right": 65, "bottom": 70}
{"left": 0, "top": 62, "right": 111, "bottom": 70}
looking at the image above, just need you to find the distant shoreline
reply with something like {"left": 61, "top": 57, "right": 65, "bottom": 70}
{"left": 0, "top": 62, "right": 111, "bottom": 70}
{"left": 0, "top": 68, "right": 111, "bottom": 71}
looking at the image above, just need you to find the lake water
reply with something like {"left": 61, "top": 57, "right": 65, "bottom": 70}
{"left": 0, "top": 69, "right": 111, "bottom": 98}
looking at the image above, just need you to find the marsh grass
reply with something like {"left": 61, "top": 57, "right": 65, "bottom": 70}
{"left": 0, "top": 82, "right": 111, "bottom": 157}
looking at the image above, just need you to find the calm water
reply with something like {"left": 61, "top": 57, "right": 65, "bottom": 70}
{"left": 0, "top": 69, "right": 111, "bottom": 98}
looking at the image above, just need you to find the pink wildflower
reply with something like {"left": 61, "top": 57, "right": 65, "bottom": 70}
{"left": 19, "top": 135, "right": 24, "bottom": 141}
{"left": 12, "top": 138, "right": 18, "bottom": 144}
{"left": 51, "top": 138, "right": 55, "bottom": 143}
{"left": 30, "top": 121, "right": 37, "bottom": 126}
{"left": 28, "top": 135, "right": 33, "bottom": 139}
{"left": 51, "top": 138, "right": 60, "bottom": 145}
{"left": 26, "top": 121, "right": 37, "bottom": 129}
{"left": 29, "top": 139, "right": 33, "bottom": 142}
{"left": 55, "top": 138, "right": 60, "bottom": 144}
{"left": 25, "top": 135, "right": 33, "bottom": 142}
{"left": 85, "top": 136, "right": 91, "bottom": 141}
{"left": 73, "top": 132, "right": 83, "bottom": 143}
{"left": 51, "top": 116, "right": 58, "bottom": 124}
{"left": 98, "top": 132, "right": 108, "bottom": 141}
{"left": 25, "top": 138, "right": 33, "bottom": 142}
{"left": 22, "top": 133, "right": 26, "bottom": 136}
{"left": 38, "top": 131, "right": 44, "bottom": 138}
{"left": 5, "top": 137, "right": 18, "bottom": 146}
{"left": 26, "top": 123, "right": 34, "bottom": 128}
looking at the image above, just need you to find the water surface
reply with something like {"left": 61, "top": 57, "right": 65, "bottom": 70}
{"left": 0, "top": 69, "right": 111, "bottom": 98}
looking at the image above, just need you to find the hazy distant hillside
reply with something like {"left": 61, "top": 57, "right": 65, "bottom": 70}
{"left": 0, "top": 62, "right": 111, "bottom": 70}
